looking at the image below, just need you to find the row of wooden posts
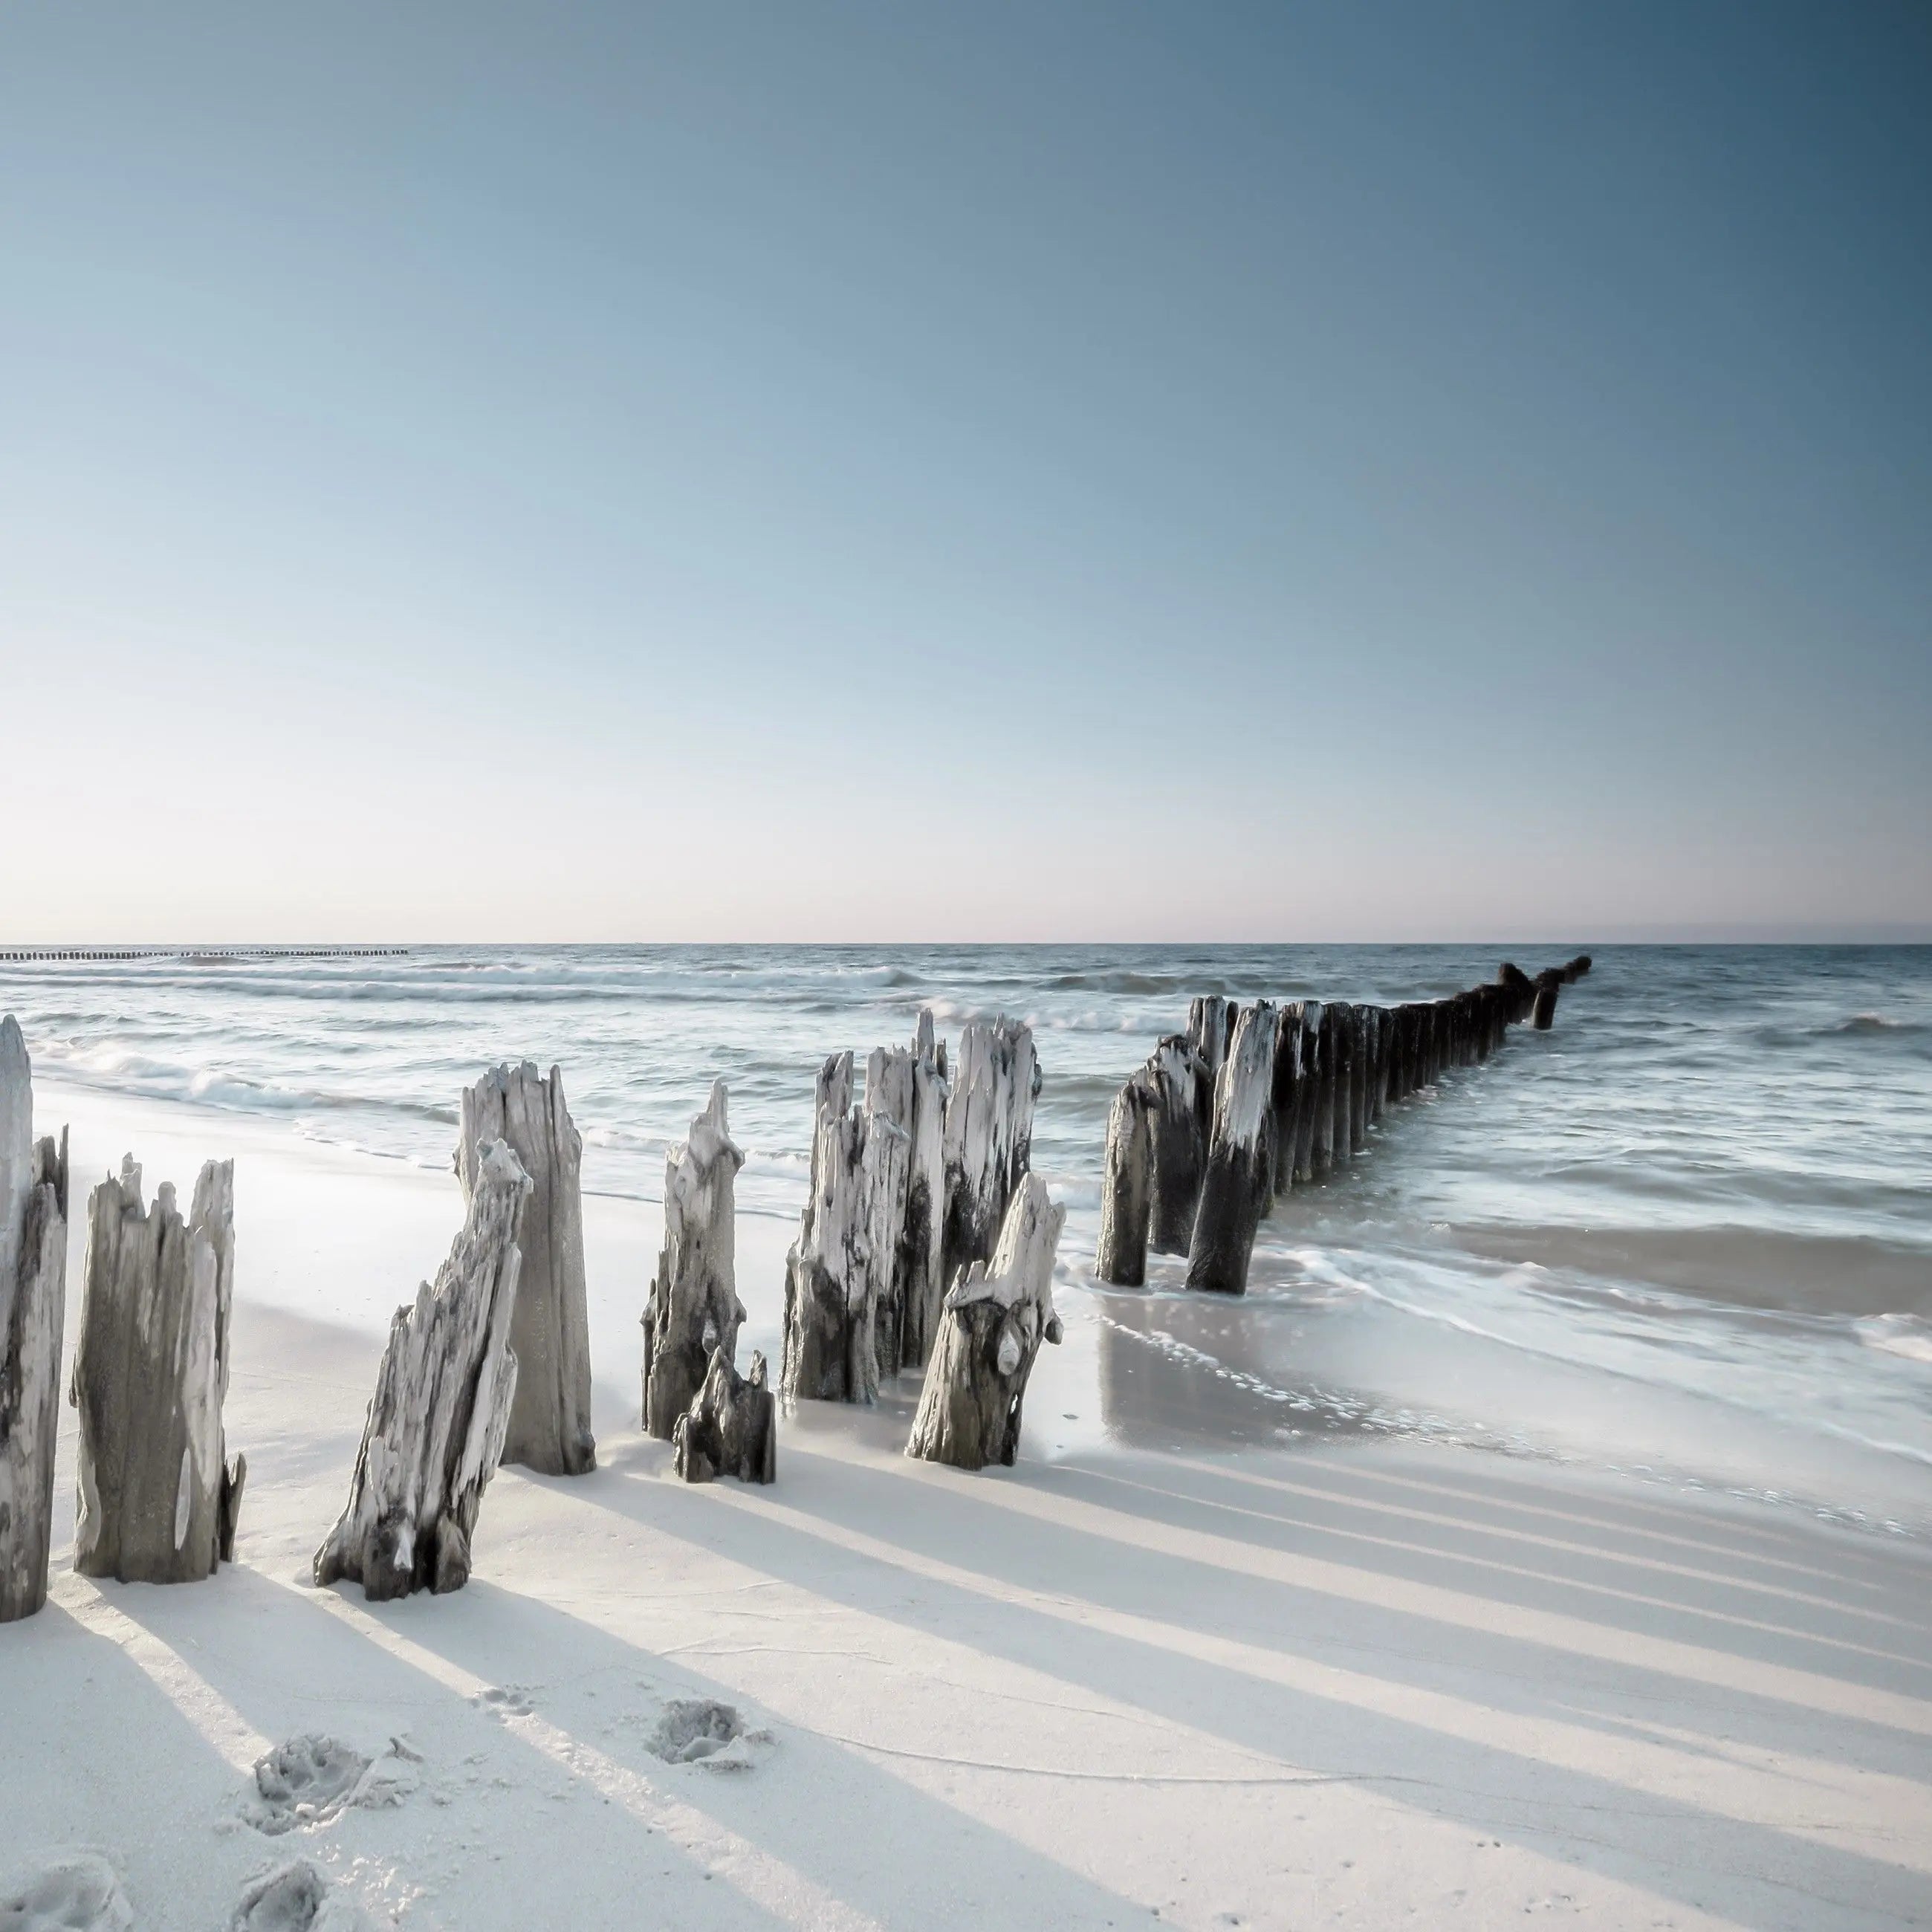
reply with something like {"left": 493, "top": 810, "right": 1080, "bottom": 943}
{"left": 0, "top": 947, "right": 408, "bottom": 962}
{"left": 1097, "top": 956, "right": 1592, "bottom": 1297}
{"left": 0, "top": 1004, "right": 1057, "bottom": 1621}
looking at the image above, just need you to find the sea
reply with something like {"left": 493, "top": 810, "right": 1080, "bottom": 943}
{"left": 6, "top": 944, "right": 1929, "bottom": 1537}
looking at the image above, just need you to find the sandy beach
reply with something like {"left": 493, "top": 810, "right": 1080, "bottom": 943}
{"left": 3, "top": 1080, "right": 1928, "bottom": 1929}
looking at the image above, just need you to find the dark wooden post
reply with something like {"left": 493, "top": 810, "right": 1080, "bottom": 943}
{"left": 1095, "top": 1075, "right": 1154, "bottom": 1287}
{"left": 1533, "top": 970, "right": 1561, "bottom": 1029}
{"left": 1292, "top": 1001, "right": 1324, "bottom": 1183}
{"left": 1186, "top": 1002, "right": 1280, "bottom": 1295}
{"left": 1270, "top": 1001, "right": 1305, "bottom": 1196}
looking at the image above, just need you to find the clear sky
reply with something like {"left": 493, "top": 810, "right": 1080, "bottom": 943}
{"left": 2, "top": 1, "right": 1926, "bottom": 941}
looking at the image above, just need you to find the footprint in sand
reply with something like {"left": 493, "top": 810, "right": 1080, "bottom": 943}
{"left": 247, "top": 1736, "right": 423, "bottom": 1836}
{"left": 647, "top": 1699, "right": 770, "bottom": 1770}
{"left": 470, "top": 1685, "right": 536, "bottom": 1719}
{"left": 231, "top": 1858, "right": 380, "bottom": 1931}
{"left": 0, "top": 1852, "right": 133, "bottom": 1932}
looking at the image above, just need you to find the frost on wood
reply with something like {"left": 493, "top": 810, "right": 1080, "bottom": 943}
{"left": 940, "top": 1017, "right": 1038, "bottom": 1289}
{"left": 781, "top": 1053, "right": 908, "bottom": 1407}
{"left": 458, "top": 1062, "right": 594, "bottom": 1476}
{"left": 314, "top": 1140, "right": 530, "bottom": 1601}
{"left": 672, "top": 1345, "right": 777, "bottom": 1485}
{"left": 643, "top": 1081, "right": 746, "bottom": 1440}
{"left": 1, "top": 1017, "right": 68, "bottom": 1622}
{"left": 866, "top": 1010, "right": 950, "bottom": 1373}
{"left": 907, "top": 1173, "right": 1065, "bottom": 1472}
{"left": 71, "top": 1153, "right": 242, "bottom": 1585}
{"left": 1144, "top": 1036, "right": 1210, "bottom": 1254}
{"left": 1094, "top": 1073, "right": 1153, "bottom": 1287}
{"left": 1187, "top": 1001, "right": 1281, "bottom": 1296}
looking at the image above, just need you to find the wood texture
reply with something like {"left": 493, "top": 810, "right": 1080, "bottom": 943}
{"left": 72, "top": 1155, "right": 242, "bottom": 1584}
{"left": 907, "top": 1173, "right": 1064, "bottom": 1471}
{"left": 642, "top": 1080, "right": 745, "bottom": 1440}
{"left": 458, "top": 1062, "right": 594, "bottom": 1476}
{"left": 0, "top": 1017, "right": 68, "bottom": 1621}
{"left": 314, "top": 1139, "right": 530, "bottom": 1599}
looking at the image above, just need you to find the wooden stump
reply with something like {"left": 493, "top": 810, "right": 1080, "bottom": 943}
{"left": 1562, "top": 953, "right": 1592, "bottom": 982}
{"left": 907, "top": 1173, "right": 1064, "bottom": 1471}
{"left": 1186, "top": 996, "right": 1234, "bottom": 1092}
{"left": 875, "top": 1011, "right": 950, "bottom": 1371}
{"left": 1, "top": 1017, "right": 68, "bottom": 1622}
{"left": 1533, "top": 971, "right": 1562, "bottom": 1030}
{"left": 642, "top": 1081, "right": 745, "bottom": 1441}
{"left": 1498, "top": 962, "right": 1535, "bottom": 1024}
{"left": 1145, "top": 1036, "right": 1210, "bottom": 1253}
{"left": 1270, "top": 1002, "right": 1306, "bottom": 1196}
{"left": 72, "top": 1155, "right": 243, "bottom": 1584}
{"left": 1324, "top": 1002, "right": 1355, "bottom": 1163}
{"left": 315, "top": 1140, "right": 530, "bottom": 1600}
{"left": 458, "top": 1063, "right": 594, "bottom": 1477}
{"left": 1347, "top": 1005, "right": 1371, "bottom": 1153}
{"left": 941, "top": 1017, "right": 1038, "bottom": 1288}
{"left": 782, "top": 1054, "right": 908, "bottom": 1407}
{"left": 1186, "top": 1001, "right": 1280, "bottom": 1295}
{"left": 1291, "top": 1002, "right": 1323, "bottom": 1183}
{"left": 1095, "top": 1074, "right": 1154, "bottom": 1286}
{"left": 672, "top": 1346, "right": 776, "bottom": 1485}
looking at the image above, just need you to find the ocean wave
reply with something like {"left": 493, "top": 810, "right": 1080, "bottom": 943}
{"left": 1856, "top": 1313, "right": 1932, "bottom": 1364}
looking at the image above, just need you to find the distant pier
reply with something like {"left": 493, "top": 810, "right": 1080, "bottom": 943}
{"left": 0, "top": 947, "right": 409, "bottom": 962}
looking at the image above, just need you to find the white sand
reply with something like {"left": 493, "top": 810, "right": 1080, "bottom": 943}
{"left": 4, "top": 1083, "right": 1930, "bottom": 1928}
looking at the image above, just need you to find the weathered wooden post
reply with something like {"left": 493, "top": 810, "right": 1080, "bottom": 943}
{"left": 1186, "top": 996, "right": 1234, "bottom": 1097}
{"left": 1533, "top": 970, "right": 1562, "bottom": 1029}
{"left": 1, "top": 1018, "right": 68, "bottom": 1622}
{"left": 642, "top": 1081, "right": 745, "bottom": 1440}
{"left": 1270, "top": 1001, "right": 1306, "bottom": 1195}
{"left": 874, "top": 1011, "right": 950, "bottom": 1370}
{"left": 1348, "top": 1005, "right": 1370, "bottom": 1153}
{"left": 458, "top": 1063, "right": 594, "bottom": 1476}
{"left": 1146, "top": 1036, "right": 1210, "bottom": 1252}
{"left": 1498, "top": 963, "right": 1534, "bottom": 1024}
{"left": 672, "top": 1346, "right": 777, "bottom": 1485}
{"left": 71, "top": 1155, "right": 244, "bottom": 1585}
{"left": 1562, "top": 953, "right": 1592, "bottom": 982}
{"left": 315, "top": 1141, "right": 529, "bottom": 1599}
{"left": 1186, "top": 1001, "right": 1280, "bottom": 1295}
{"left": 1326, "top": 1002, "right": 1357, "bottom": 1161}
{"left": 1095, "top": 1074, "right": 1154, "bottom": 1287}
{"left": 941, "top": 1017, "right": 1038, "bottom": 1289}
{"left": 907, "top": 1173, "right": 1064, "bottom": 1471}
{"left": 782, "top": 1053, "right": 907, "bottom": 1407}
{"left": 1307, "top": 1002, "right": 1338, "bottom": 1179}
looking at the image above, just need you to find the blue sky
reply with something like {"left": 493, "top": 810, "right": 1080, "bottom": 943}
{"left": 2, "top": 1, "right": 1926, "bottom": 940}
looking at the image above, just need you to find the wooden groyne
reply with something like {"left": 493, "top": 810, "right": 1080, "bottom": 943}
{"left": 0, "top": 947, "right": 406, "bottom": 963}
{"left": 1096, "top": 955, "right": 1592, "bottom": 1295}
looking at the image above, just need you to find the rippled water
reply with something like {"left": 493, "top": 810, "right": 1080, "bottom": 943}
{"left": 6, "top": 944, "right": 1928, "bottom": 1533}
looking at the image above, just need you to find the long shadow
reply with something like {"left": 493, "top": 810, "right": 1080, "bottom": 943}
{"left": 1, "top": 1592, "right": 311, "bottom": 1921}
{"left": 557, "top": 1447, "right": 1932, "bottom": 1931}
{"left": 765, "top": 1445, "right": 1932, "bottom": 1779}
{"left": 1101, "top": 1450, "right": 1932, "bottom": 1640}
{"left": 1015, "top": 1453, "right": 1932, "bottom": 1688}
{"left": 106, "top": 1559, "right": 1159, "bottom": 1932}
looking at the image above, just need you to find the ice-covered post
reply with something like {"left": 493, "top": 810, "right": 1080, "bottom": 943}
{"left": 940, "top": 1017, "right": 1038, "bottom": 1288}
{"left": 71, "top": 1156, "right": 245, "bottom": 1584}
{"left": 458, "top": 1063, "right": 594, "bottom": 1476}
{"left": 642, "top": 1081, "right": 745, "bottom": 1440}
{"left": 1095, "top": 1073, "right": 1154, "bottom": 1287}
{"left": 907, "top": 1173, "right": 1064, "bottom": 1472}
{"left": 315, "top": 1140, "right": 530, "bottom": 1599}
{"left": 1186, "top": 1001, "right": 1281, "bottom": 1296}
{"left": 1, "top": 1018, "right": 68, "bottom": 1622}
